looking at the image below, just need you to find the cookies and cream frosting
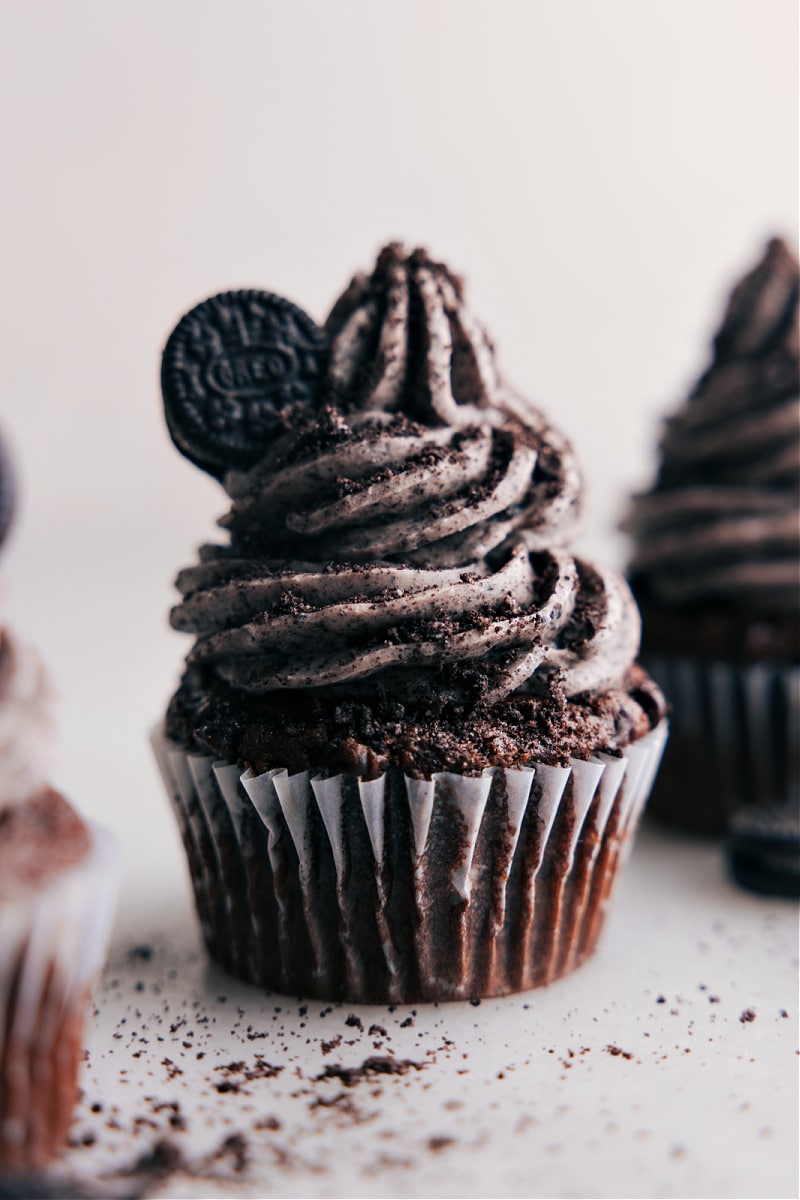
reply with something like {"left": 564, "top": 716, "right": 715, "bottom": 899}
{"left": 170, "top": 245, "right": 647, "bottom": 718}
{"left": 173, "top": 410, "right": 637, "bottom": 703}
{"left": 325, "top": 243, "right": 504, "bottom": 423}
{"left": 627, "top": 237, "right": 800, "bottom": 612}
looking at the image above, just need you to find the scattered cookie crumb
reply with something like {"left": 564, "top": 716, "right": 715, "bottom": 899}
{"left": 605, "top": 1045, "right": 634, "bottom": 1061}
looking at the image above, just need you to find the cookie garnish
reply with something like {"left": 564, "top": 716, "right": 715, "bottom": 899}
{"left": 161, "top": 290, "right": 327, "bottom": 478}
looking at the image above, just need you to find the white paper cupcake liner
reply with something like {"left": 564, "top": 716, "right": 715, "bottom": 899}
{"left": 153, "top": 721, "right": 668, "bottom": 1002}
{"left": 642, "top": 656, "right": 799, "bottom": 835}
{"left": 0, "top": 822, "right": 119, "bottom": 1169}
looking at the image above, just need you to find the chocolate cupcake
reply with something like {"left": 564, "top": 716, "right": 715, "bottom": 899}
{"left": 626, "top": 237, "right": 799, "bottom": 836}
{"left": 154, "top": 245, "right": 667, "bottom": 1002}
{"left": 0, "top": 438, "right": 118, "bottom": 1171}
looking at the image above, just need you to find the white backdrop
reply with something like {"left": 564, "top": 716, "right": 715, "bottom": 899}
{"left": 0, "top": 12, "right": 798, "bottom": 1195}
{"left": 0, "top": 0, "right": 796, "bottom": 841}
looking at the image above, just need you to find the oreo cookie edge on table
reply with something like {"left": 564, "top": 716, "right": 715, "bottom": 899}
{"left": 161, "top": 290, "right": 328, "bottom": 479}
{"left": 726, "top": 804, "right": 800, "bottom": 899}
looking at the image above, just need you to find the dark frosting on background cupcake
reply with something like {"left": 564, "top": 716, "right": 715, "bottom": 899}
{"left": 627, "top": 237, "right": 800, "bottom": 616}
{"left": 167, "top": 245, "right": 665, "bottom": 774}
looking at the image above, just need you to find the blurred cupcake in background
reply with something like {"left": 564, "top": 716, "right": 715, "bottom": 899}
{"left": 0, "top": 426, "right": 119, "bottom": 1173}
{"left": 625, "top": 237, "right": 799, "bottom": 838}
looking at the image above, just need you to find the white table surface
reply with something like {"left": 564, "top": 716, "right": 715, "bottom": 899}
{"left": 48, "top": 813, "right": 800, "bottom": 1200}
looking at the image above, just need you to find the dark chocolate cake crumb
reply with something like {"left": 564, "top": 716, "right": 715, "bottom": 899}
{"left": 316, "top": 1056, "right": 426, "bottom": 1088}
{"left": 128, "top": 946, "right": 153, "bottom": 963}
{"left": 167, "top": 662, "right": 664, "bottom": 778}
{"left": 605, "top": 1045, "right": 634, "bottom": 1060}
{"left": 308, "top": 1092, "right": 375, "bottom": 1126}
{"left": 427, "top": 1135, "right": 457, "bottom": 1152}
{"left": 160, "top": 1058, "right": 182, "bottom": 1081}
{"left": 254, "top": 1116, "right": 282, "bottom": 1131}
{"left": 214, "top": 1133, "right": 249, "bottom": 1173}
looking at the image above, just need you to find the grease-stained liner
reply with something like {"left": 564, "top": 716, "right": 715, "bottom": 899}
{"left": 153, "top": 722, "right": 667, "bottom": 1003}
{"left": 642, "top": 657, "right": 799, "bottom": 837}
{"left": 0, "top": 825, "right": 119, "bottom": 1170}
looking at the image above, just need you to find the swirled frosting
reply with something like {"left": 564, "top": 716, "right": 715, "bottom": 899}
{"left": 168, "top": 244, "right": 662, "bottom": 771}
{"left": 627, "top": 237, "right": 800, "bottom": 612}
{"left": 172, "top": 400, "right": 640, "bottom": 704}
{"left": 325, "top": 243, "right": 504, "bottom": 423}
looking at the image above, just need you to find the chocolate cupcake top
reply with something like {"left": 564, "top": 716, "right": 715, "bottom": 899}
{"left": 166, "top": 245, "right": 664, "bottom": 772}
{"left": 626, "top": 237, "right": 800, "bottom": 613}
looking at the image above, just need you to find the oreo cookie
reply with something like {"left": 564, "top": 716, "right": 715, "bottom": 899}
{"left": 0, "top": 427, "right": 15, "bottom": 551}
{"left": 726, "top": 804, "right": 800, "bottom": 899}
{"left": 161, "top": 290, "right": 327, "bottom": 478}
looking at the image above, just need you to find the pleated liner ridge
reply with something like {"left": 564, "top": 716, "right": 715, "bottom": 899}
{"left": 153, "top": 723, "right": 667, "bottom": 1003}
{"left": 642, "top": 657, "right": 799, "bottom": 835}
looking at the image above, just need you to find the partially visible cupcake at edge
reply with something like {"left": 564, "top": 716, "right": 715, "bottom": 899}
{"left": 626, "top": 237, "right": 799, "bottom": 836}
{"left": 0, "top": 429, "right": 119, "bottom": 1173}
{"left": 154, "top": 244, "right": 668, "bottom": 1003}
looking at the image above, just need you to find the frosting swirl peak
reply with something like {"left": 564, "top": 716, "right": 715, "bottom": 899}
{"left": 325, "top": 243, "right": 503, "bottom": 424}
